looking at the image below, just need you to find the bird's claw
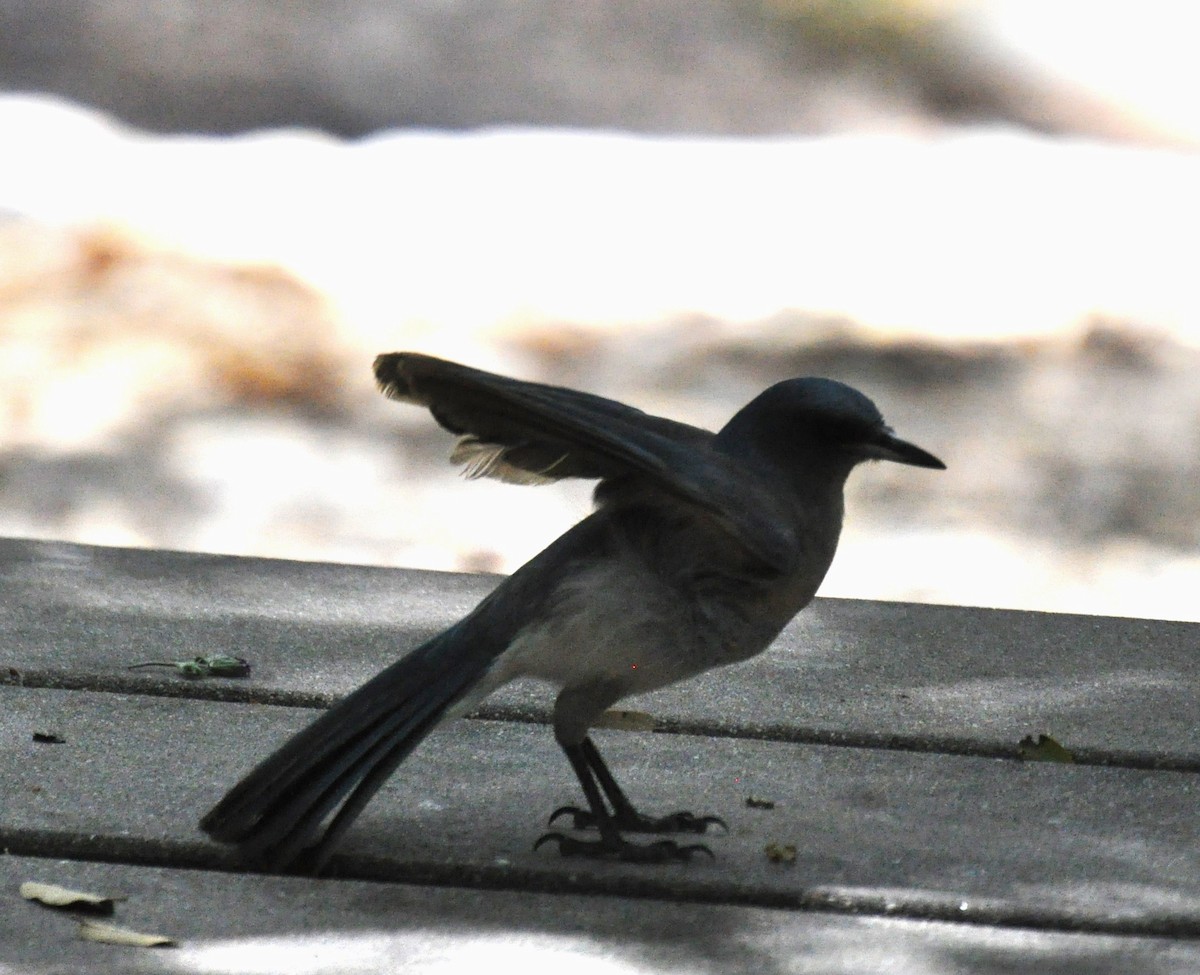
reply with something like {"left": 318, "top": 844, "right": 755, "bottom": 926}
{"left": 534, "top": 831, "right": 714, "bottom": 863}
{"left": 655, "top": 811, "right": 729, "bottom": 834}
{"left": 547, "top": 805, "right": 727, "bottom": 835}
{"left": 547, "top": 805, "right": 590, "bottom": 829}
{"left": 533, "top": 830, "right": 567, "bottom": 854}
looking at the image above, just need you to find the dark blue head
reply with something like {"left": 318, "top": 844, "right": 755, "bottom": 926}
{"left": 717, "top": 377, "right": 945, "bottom": 477}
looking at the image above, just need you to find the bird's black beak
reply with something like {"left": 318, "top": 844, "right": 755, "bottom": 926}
{"left": 862, "top": 428, "right": 946, "bottom": 470}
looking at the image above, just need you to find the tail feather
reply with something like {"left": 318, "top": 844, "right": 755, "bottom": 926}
{"left": 278, "top": 683, "right": 456, "bottom": 869}
{"left": 200, "top": 619, "right": 496, "bottom": 870}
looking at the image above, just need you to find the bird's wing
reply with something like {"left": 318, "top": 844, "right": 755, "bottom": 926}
{"left": 374, "top": 352, "right": 797, "bottom": 571}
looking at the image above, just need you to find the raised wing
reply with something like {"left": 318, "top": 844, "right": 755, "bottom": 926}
{"left": 374, "top": 353, "right": 798, "bottom": 572}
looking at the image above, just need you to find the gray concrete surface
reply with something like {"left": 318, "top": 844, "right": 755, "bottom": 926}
{"left": 3, "top": 536, "right": 1199, "bottom": 972}
{"left": 4, "top": 686, "right": 1199, "bottom": 926}
{"left": 3, "top": 537, "right": 1198, "bottom": 763}
{"left": 5, "top": 856, "right": 1199, "bottom": 975}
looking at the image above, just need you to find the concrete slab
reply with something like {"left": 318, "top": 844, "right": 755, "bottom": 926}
{"left": 3, "top": 686, "right": 1198, "bottom": 933}
{"left": 7, "top": 855, "right": 1198, "bottom": 975}
{"left": 3, "top": 537, "right": 1198, "bottom": 764}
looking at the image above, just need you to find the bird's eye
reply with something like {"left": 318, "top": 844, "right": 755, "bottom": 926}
{"left": 811, "top": 413, "right": 876, "bottom": 447}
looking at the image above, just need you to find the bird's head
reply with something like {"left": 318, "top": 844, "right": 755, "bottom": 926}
{"left": 717, "top": 377, "right": 945, "bottom": 480}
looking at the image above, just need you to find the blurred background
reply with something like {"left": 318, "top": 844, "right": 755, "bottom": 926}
{"left": 1, "top": 0, "right": 1197, "bottom": 620}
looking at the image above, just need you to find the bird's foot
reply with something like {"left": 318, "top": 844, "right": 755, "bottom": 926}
{"left": 548, "top": 804, "right": 727, "bottom": 834}
{"left": 534, "top": 831, "right": 714, "bottom": 863}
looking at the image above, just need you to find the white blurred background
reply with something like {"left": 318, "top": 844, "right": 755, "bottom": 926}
{"left": 1, "top": 0, "right": 1197, "bottom": 620}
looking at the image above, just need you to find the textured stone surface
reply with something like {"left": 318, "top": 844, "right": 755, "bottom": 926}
{"left": 3, "top": 537, "right": 1199, "bottom": 972}
{"left": 5, "top": 684, "right": 1200, "bottom": 930}
{"left": 8, "top": 856, "right": 1199, "bottom": 975}
{"left": 3, "top": 538, "right": 1197, "bottom": 761}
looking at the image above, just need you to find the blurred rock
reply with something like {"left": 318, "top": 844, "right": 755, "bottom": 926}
{"left": 0, "top": 98, "right": 1196, "bottom": 619}
{"left": 3, "top": 222, "right": 1199, "bottom": 619}
{"left": 0, "top": 220, "right": 353, "bottom": 451}
{"left": 0, "top": 0, "right": 1158, "bottom": 141}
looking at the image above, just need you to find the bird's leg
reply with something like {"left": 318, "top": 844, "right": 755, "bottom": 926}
{"left": 535, "top": 738, "right": 721, "bottom": 861}
{"left": 560, "top": 737, "right": 727, "bottom": 834}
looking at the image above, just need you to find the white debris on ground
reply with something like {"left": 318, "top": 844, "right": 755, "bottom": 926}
{"left": 1, "top": 95, "right": 1198, "bottom": 620}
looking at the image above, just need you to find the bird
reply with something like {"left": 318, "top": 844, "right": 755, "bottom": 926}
{"left": 200, "top": 351, "right": 945, "bottom": 871}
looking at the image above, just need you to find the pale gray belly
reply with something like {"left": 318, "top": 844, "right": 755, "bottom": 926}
{"left": 488, "top": 555, "right": 812, "bottom": 699}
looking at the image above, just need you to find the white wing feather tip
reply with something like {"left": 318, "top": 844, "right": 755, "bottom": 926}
{"left": 376, "top": 378, "right": 422, "bottom": 405}
{"left": 450, "top": 437, "right": 562, "bottom": 485}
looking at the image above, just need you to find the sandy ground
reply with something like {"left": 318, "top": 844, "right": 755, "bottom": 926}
{"left": 2, "top": 96, "right": 1197, "bottom": 621}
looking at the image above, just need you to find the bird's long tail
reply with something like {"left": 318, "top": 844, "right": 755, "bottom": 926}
{"left": 200, "top": 618, "right": 498, "bottom": 871}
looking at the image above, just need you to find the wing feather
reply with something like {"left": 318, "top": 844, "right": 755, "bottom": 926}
{"left": 374, "top": 352, "right": 797, "bottom": 571}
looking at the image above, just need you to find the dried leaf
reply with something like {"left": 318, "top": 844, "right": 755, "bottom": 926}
{"left": 32, "top": 732, "right": 66, "bottom": 744}
{"left": 764, "top": 842, "right": 797, "bottom": 864}
{"left": 745, "top": 796, "right": 776, "bottom": 810}
{"left": 593, "top": 709, "right": 658, "bottom": 731}
{"left": 20, "top": 882, "right": 117, "bottom": 914}
{"left": 78, "top": 920, "right": 175, "bottom": 947}
{"left": 1017, "top": 734, "right": 1076, "bottom": 763}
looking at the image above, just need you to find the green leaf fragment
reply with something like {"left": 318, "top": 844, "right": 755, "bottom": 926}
{"left": 1017, "top": 733, "right": 1076, "bottom": 763}
{"left": 129, "top": 655, "right": 251, "bottom": 678}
